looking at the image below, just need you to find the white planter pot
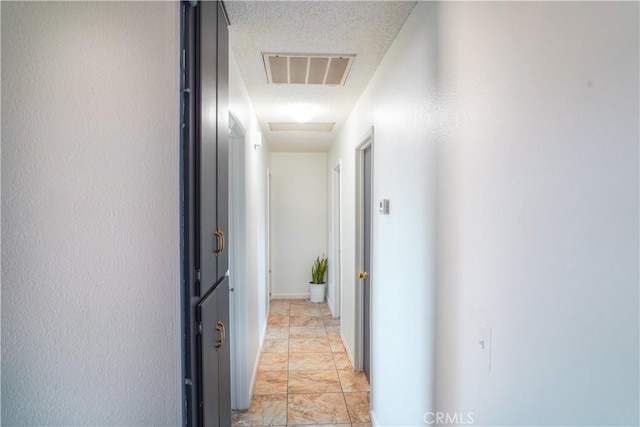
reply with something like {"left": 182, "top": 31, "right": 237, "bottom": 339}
{"left": 309, "top": 282, "right": 326, "bottom": 303}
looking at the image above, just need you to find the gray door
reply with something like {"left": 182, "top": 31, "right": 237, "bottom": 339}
{"left": 215, "top": 278, "right": 231, "bottom": 427}
{"left": 198, "top": 276, "right": 231, "bottom": 427}
{"left": 363, "top": 145, "right": 372, "bottom": 381}
{"left": 215, "top": 6, "right": 231, "bottom": 425}
{"left": 198, "top": 0, "right": 219, "bottom": 298}
{"left": 186, "top": 2, "right": 230, "bottom": 426}
{"left": 215, "top": 0, "right": 229, "bottom": 279}
{"left": 198, "top": 285, "right": 220, "bottom": 427}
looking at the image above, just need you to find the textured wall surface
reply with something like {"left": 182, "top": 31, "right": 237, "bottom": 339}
{"left": 435, "top": 2, "right": 639, "bottom": 425}
{"left": 270, "top": 153, "right": 327, "bottom": 298}
{"left": 228, "top": 50, "right": 270, "bottom": 410}
{"left": 1, "top": 2, "right": 181, "bottom": 425}
{"left": 329, "top": 1, "right": 638, "bottom": 426}
{"left": 327, "top": 3, "right": 438, "bottom": 425}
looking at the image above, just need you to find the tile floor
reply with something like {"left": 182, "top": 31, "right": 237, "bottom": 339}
{"left": 232, "top": 299, "right": 371, "bottom": 427}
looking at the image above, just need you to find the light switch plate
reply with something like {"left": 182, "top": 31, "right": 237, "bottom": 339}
{"left": 379, "top": 199, "right": 389, "bottom": 215}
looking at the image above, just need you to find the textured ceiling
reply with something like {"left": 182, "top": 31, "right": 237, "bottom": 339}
{"left": 225, "top": 1, "right": 417, "bottom": 152}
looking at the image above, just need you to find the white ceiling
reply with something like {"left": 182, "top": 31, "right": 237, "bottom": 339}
{"left": 225, "top": 1, "right": 417, "bottom": 152}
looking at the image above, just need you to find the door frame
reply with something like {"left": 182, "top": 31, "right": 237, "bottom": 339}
{"left": 354, "top": 127, "right": 374, "bottom": 373}
{"left": 330, "top": 161, "right": 342, "bottom": 317}
{"left": 179, "top": 3, "right": 198, "bottom": 425}
{"left": 228, "top": 112, "right": 250, "bottom": 410}
{"left": 266, "top": 167, "right": 271, "bottom": 303}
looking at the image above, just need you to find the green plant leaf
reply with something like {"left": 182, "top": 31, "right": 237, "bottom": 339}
{"left": 310, "top": 254, "right": 328, "bottom": 283}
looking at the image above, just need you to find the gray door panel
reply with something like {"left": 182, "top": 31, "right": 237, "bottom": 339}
{"left": 216, "top": 2, "right": 229, "bottom": 278}
{"left": 198, "top": 0, "right": 219, "bottom": 297}
{"left": 198, "top": 288, "right": 220, "bottom": 427}
{"left": 216, "top": 278, "right": 231, "bottom": 426}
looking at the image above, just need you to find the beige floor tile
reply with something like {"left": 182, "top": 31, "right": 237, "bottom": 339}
{"left": 288, "top": 370, "right": 342, "bottom": 393}
{"left": 332, "top": 352, "right": 352, "bottom": 370}
{"left": 237, "top": 315, "right": 369, "bottom": 427}
{"left": 290, "top": 299, "right": 327, "bottom": 307}
{"left": 288, "top": 352, "right": 336, "bottom": 371}
{"left": 266, "top": 326, "right": 290, "bottom": 339}
{"left": 290, "top": 326, "right": 327, "bottom": 340}
{"left": 309, "top": 302, "right": 327, "bottom": 308}
{"left": 289, "top": 425, "right": 350, "bottom": 427}
{"left": 325, "top": 326, "right": 340, "bottom": 339}
{"left": 322, "top": 316, "right": 340, "bottom": 326}
{"left": 262, "top": 339, "right": 289, "bottom": 354}
{"left": 337, "top": 370, "right": 370, "bottom": 392}
{"left": 290, "top": 305, "right": 322, "bottom": 317}
{"left": 289, "top": 337, "right": 332, "bottom": 353}
{"left": 232, "top": 394, "right": 287, "bottom": 426}
{"left": 289, "top": 300, "right": 318, "bottom": 309}
{"left": 259, "top": 353, "right": 289, "bottom": 371}
{"left": 268, "top": 314, "right": 290, "bottom": 326}
{"left": 254, "top": 371, "right": 288, "bottom": 395}
{"left": 289, "top": 316, "right": 325, "bottom": 327}
{"left": 344, "top": 392, "right": 370, "bottom": 423}
{"left": 329, "top": 338, "right": 346, "bottom": 353}
{"left": 269, "top": 305, "right": 290, "bottom": 315}
{"left": 287, "top": 393, "right": 351, "bottom": 425}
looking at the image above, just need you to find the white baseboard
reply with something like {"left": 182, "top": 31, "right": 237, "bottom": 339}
{"left": 244, "top": 308, "right": 269, "bottom": 410}
{"left": 260, "top": 310, "right": 268, "bottom": 347}
{"left": 341, "top": 330, "right": 357, "bottom": 372}
{"left": 270, "top": 293, "right": 309, "bottom": 300}
{"left": 327, "top": 298, "right": 336, "bottom": 316}
{"left": 370, "top": 409, "right": 380, "bottom": 426}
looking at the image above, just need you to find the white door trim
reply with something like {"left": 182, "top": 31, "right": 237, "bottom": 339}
{"left": 354, "top": 126, "right": 373, "bottom": 374}
{"left": 228, "top": 112, "right": 250, "bottom": 410}
{"left": 330, "top": 161, "right": 343, "bottom": 317}
{"left": 266, "top": 167, "right": 271, "bottom": 303}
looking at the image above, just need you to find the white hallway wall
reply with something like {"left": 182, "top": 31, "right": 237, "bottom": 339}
{"left": 228, "top": 50, "right": 270, "bottom": 410}
{"left": 1, "top": 2, "right": 181, "bottom": 425}
{"left": 328, "top": 2, "right": 438, "bottom": 425}
{"left": 435, "top": 2, "right": 639, "bottom": 426}
{"left": 329, "top": 1, "right": 638, "bottom": 426}
{"left": 270, "top": 153, "right": 327, "bottom": 299}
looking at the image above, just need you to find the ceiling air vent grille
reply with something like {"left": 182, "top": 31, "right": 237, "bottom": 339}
{"left": 263, "top": 53, "right": 355, "bottom": 86}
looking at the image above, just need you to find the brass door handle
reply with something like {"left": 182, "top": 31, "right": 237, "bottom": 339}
{"left": 221, "top": 321, "right": 226, "bottom": 347}
{"left": 215, "top": 321, "right": 225, "bottom": 349}
{"left": 214, "top": 229, "right": 225, "bottom": 256}
{"left": 358, "top": 272, "right": 368, "bottom": 279}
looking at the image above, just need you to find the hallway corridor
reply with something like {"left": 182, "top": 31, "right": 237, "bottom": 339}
{"left": 232, "top": 299, "right": 370, "bottom": 426}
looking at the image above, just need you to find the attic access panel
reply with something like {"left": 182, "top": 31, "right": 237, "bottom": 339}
{"left": 263, "top": 53, "right": 355, "bottom": 86}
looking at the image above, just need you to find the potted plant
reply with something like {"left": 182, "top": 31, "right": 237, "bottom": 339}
{"left": 309, "top": 255, "right": 328, "bottom": 303}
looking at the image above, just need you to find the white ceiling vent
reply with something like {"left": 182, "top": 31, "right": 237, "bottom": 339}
{"left": 263, "top": 53, "right": 355, "bottom": 86}
{"left": 269, "top": 122, "right": 335, "bottom": 133}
